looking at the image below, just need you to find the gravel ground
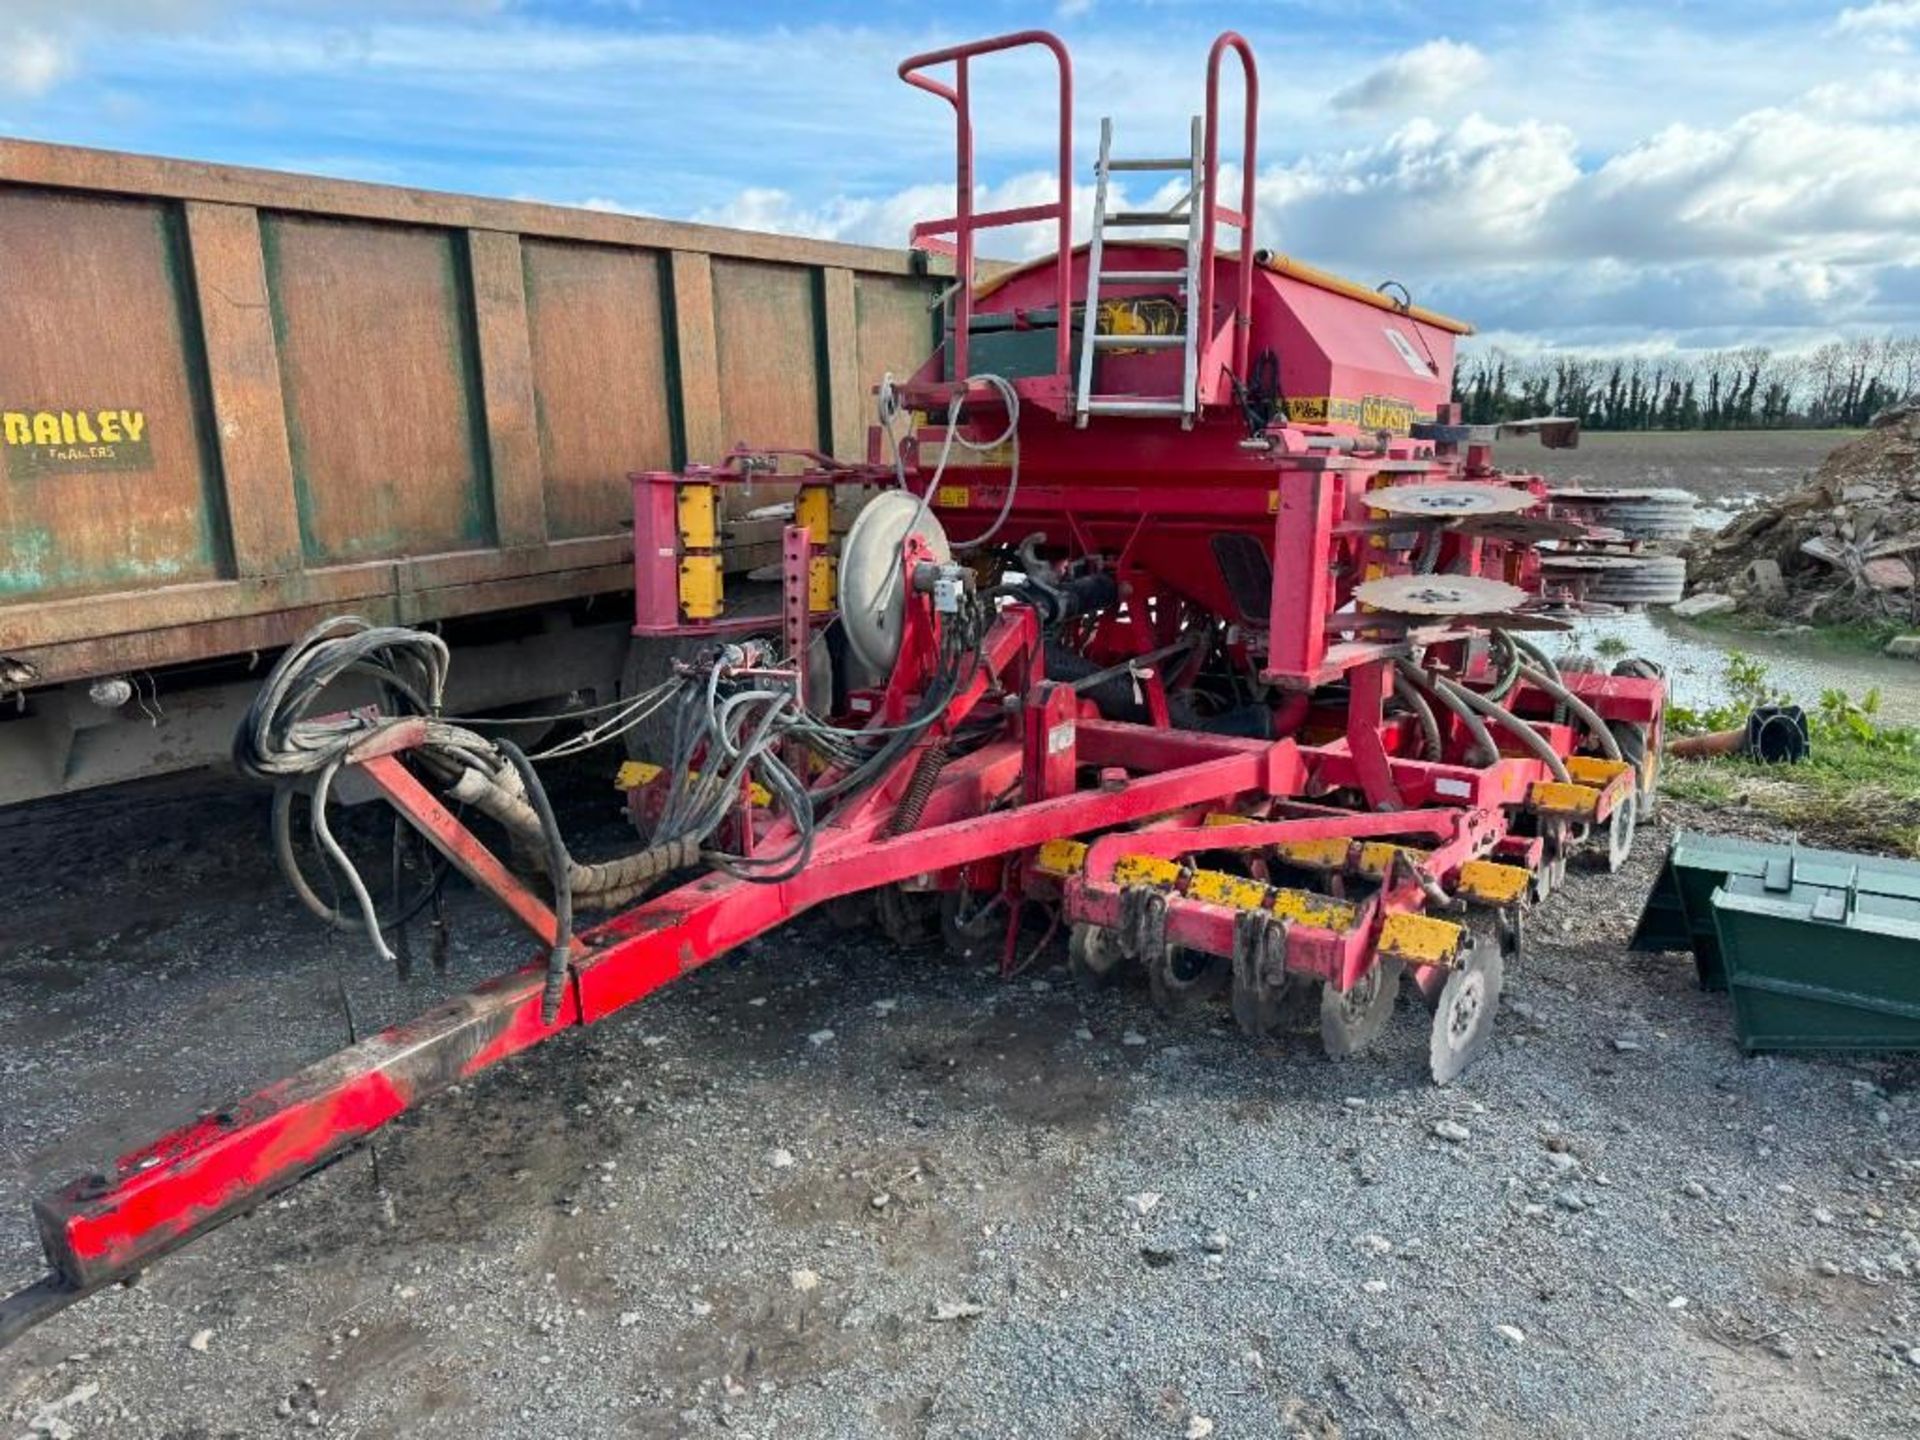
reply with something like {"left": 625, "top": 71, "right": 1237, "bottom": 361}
{"left": 1, "top": 766, "right": 1916, "bottom": 1439}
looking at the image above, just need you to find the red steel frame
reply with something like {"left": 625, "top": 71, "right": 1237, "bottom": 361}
{"left": 898, "top": 32, "right": 1073, "bottom": 382}
{"left": 2, "top": 27, "right": 1667, "bottom": 1346}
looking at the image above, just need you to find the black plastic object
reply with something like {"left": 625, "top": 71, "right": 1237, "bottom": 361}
{"left": 1743, "top": 705, "right": 1810, "bottom": 764}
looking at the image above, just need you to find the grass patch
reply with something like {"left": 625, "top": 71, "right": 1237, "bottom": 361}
{"left": 1660, "top": 647, "right": 1920, "bottom": 856}
{"left": 1665, "top": 735, "right": 1920, "bottom": 857}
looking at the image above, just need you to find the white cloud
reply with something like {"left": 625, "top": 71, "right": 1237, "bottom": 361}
{"left": 687, "top": 73, "right": 1920, "bottom": 345}
{"left": 0, "top": 2, "right": 217, "bottom": 96}
{"left": 693, "top": 174, "right": 1106, "bottom": 260}
{"left": 1, "top": 29, "right": 72, "bottom": 97}
{"left": 1329, "top": 39, "right": 1490, "bottom": 116}
{"left": 1835, "top": 1, "right": 1920, "bottom": 51}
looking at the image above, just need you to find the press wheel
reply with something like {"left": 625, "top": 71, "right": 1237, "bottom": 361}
{"left": 1428, "top": 925, "right": 1506, "bottom": 1085}
{"left": 1067, "top": 923, "right": 1127, "bottom": 990}
{"left": 1147, "top": 946, "right": 1229, "bottom": 1014}
{"left": 1320, "top": 958, "right": 1404, "bottom": 1059}
{"left": 1602, "top": 796, "right": 1637, "bottom": 873}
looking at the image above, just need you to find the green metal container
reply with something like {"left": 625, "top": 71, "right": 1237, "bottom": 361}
{"left": 1635, "top": 831, "right": 1920, "bottom": 1052}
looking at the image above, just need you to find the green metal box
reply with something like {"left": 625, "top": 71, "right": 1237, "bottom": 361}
{"left": 1635, "top": 832, "right": 1920, "bottom": 1052}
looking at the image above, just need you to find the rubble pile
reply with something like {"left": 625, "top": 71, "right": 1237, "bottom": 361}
{"left": 1688, "top": 400, "right": 1920, "bottom": 627}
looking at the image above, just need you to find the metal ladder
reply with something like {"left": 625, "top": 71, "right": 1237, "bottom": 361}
{"left": 1074, "top": 114, "right": 1205, "bottom": 427}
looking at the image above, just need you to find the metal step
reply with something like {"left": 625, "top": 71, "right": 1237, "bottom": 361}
{"left": 1098, "top": 270, "right": 1185, "bottom": 285}
{"left": 1108, "top": 157, "right": 1190, "bottom": 172}
{"left": 1104, "top": 211, "right": 1187, "bottom": 227}
{"left": 1083, "top": 397, "right": 1187, "bottom": 416}
{"left": 1090, "top": 332, "right": 1184, "bottom": 350}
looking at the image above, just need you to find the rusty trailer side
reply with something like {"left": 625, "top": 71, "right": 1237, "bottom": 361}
{"left": 0, "top": 138, "right": 946, "bottom": 806}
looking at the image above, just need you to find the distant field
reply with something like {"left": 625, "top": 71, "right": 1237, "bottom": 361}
{"left": 1493, "top": 428, "right": 1862, "bottom": 505}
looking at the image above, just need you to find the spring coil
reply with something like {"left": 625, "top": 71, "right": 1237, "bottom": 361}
{"left": 884, "top": 739, "right": 950, "bottom": 837}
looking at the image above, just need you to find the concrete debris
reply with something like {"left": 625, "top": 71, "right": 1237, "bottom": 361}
{"left": 1670, "top": 591, "right": 1736, "bottom": 619}
{"left": 1688, "top": 400, "right": 1920, "bottom": 623}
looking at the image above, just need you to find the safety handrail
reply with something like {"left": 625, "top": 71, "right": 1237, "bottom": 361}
{"left": 1198, "top": 32, "right": 1259, "bottom": 385}
{"left": 898, "top": 30, "right": 1073, "bottom": 382}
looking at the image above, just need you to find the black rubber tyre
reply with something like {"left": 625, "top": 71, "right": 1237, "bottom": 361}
{"left": 1609, "top": 657, "right": 1663, "bottom": 819}
{"left": 618, "top": 635, "right": 711, "bottom": 764}
{"left": 874, "top": 886, "right": 936, "bottom": 947}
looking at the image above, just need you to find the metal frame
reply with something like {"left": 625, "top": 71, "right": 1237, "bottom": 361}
{"left": 0, "top": 27, "right": 1670, "bottom": 1347}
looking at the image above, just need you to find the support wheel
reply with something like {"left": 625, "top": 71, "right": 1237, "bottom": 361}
{"left": 875, "top": 886, "right": 935, "bottom": 947}
{"left": 1067, "top": 923, "right": 1127, "bottom": 990}
{"left": 825, "top": 893, "right": 873, "bottom": 932}
{"left": 939, "top": 889, "right": 1002, "bottom": 966}
{"left": 1602, "top": 796, "right": 1637, "bottom": 873}
{"left": 1428, "top": 925, "right": 1506, "bottom": 1085}
{"left": 1147, "top": 946, "right": 1229, "bottom": 1015}
{"left": 1320, "top": 958, "right": 1404, "bottom": 1059}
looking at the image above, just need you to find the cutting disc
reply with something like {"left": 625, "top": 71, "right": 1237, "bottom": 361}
{"left": 1367, "top": 483, "right": 1536, "bottom": 520}
{"left": 1354, "top": 574, "right": 1528, "bottom": 616}
{"left": 1454, "top": 513, "right": 1588, "bottom": 544}
{"left": 837, "top": 490, "right": 952, "bottom": 673}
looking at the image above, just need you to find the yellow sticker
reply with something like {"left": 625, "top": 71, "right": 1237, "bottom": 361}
{"left": 933, "top": 485, "right": 970, "bottom": 507}
{"left": 2, "top": 407, "right": 152, "bottom": 476}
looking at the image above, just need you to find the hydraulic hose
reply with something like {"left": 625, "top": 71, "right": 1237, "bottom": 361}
{"left": 1393, "top": 659, "right": 1496, "bottom": 767}
{"left": 1390, "top": 669, "right": 1443, "bottom": 761}
{"left": 1515, "top": 662, "right": 1623, "bottom": 762}
{"left": 1434, "top": 673, "right": 1572, "bottom": 783}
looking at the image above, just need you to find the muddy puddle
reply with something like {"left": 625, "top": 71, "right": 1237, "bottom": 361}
{"left": 1551, "top": 610, "right": 1919, "bottom": 724}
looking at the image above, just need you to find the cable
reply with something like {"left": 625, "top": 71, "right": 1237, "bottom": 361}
{"left": 877, "top": 372, "right": 1023, "bottom": 565}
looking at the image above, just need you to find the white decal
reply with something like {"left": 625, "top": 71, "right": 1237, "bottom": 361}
{"left": 1384, "top": 327, "right": 1433, "bottom": 377}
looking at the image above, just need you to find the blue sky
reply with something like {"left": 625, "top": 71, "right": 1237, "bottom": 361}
{"left": 4, "top": 1, "right": 1919, "bottom": 353}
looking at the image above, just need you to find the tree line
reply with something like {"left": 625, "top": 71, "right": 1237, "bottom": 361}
{"left": 1450, "top": 335, "right": 1920, "bottom": 431}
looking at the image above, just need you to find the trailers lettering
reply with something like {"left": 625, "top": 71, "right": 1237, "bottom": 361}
{"left": 2, "top": 408, "right": 153, "bottom": 476}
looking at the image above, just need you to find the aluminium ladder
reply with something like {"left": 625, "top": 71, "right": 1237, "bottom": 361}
{"left": 1073, "top": 115, "right": 1206, "bottom": 427}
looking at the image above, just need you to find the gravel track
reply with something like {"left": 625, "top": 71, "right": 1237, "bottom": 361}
{"left": 1, "top": 767, "right": 1915, "bottom": 1438}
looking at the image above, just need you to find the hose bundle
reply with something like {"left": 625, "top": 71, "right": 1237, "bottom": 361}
{"left": 237, "top": 617, "right": 688, "bottom": 1019}
{"left": 240, "top": 592, "right": 994, "bottom": 1017}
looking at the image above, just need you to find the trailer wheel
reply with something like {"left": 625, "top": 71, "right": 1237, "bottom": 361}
{"left": 1320, "top": 958, "right": 1403, "bottom": 1059}
{"left": 1067, "top": 923, "right": 1127, "bottom": 990}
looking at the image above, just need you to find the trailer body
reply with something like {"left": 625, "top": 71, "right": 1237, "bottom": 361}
{"left": 0, "top": 139, "right": 945, "bottom": 805}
